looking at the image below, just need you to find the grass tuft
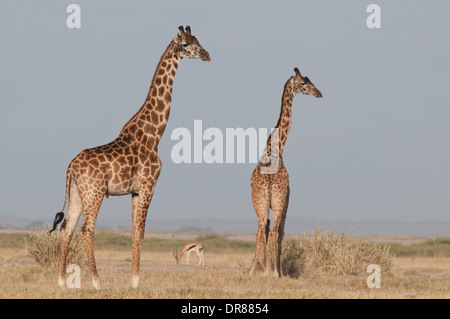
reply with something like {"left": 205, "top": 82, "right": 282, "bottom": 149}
{"left": 281, "top": 228, "right": 392, "bottom": 278}
{"left": 24, "top": 227, "right": 86, "bottom": 268}
{"left": 281, "top": 238, "right": 305, "bottom": 279}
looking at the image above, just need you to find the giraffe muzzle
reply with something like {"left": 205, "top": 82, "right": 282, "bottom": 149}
{"left": 200, "top": 50, "right": 211, "bottom": 62}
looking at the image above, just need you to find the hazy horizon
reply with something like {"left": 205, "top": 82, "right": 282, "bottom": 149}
{"left": 2, "top": 213, "right": 449, "bottom": 238}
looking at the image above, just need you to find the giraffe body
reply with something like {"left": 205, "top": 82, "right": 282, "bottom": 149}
{"left": 250, "top": 68, "right": 322, "bottom": 277}
{"left": 52, "top": 26, "right": 210, "bottom": 289}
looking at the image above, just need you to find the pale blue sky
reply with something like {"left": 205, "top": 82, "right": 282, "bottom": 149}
{"left": 1, "top": 1, "right": 449, "bottom": 229}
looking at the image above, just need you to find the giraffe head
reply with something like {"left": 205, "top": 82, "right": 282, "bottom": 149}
{"left": 290, "top": 67, "right": 322, "bottom": 98}
{"left": 174, "top": 26, "right": 211, "bottom": 62}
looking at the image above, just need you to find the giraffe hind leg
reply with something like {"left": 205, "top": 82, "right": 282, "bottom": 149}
{"left": 250, "top": 187, "right": 270, "bottom": 276}
{"left": 58, "top": 182, "right": 83, "bottom": 288}
{"left": 271, "top": 186, "right": 290, "bottom": 278}
{"left": 250, "top": 226, "right": 262, "bottom": 275}
{"left": 264, "top": 218, "right": 271, "bottom": 274}
{"left": 80, "top": 193, "right": 104, "bottom": 290}
{"left": 250, "top": 218, "right": 271, "bottom": 275}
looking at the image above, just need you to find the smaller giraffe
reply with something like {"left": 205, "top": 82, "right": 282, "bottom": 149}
{"left": 250, "top": 68, "right": 322, "bottom": 277}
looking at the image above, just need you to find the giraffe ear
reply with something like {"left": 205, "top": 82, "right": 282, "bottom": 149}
{"left": 294, "top": 67, "right": 303, "bottom": 79}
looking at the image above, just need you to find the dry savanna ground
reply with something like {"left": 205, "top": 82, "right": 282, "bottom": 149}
{"left": 0, "top": 229, "right": 449, "bottom": 299}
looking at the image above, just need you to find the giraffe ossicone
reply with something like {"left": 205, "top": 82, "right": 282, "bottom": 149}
{"left": 50, "top": 25, "right": 210, "bottom": 289}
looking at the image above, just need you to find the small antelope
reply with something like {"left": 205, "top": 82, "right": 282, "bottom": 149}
{"left": 173, "top": 242, "right": 204, "bottom": 267}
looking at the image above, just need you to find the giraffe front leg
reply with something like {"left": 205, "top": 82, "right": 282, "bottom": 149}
{"left": 130, "top": 185, "right": 154, "bottom": 288}
{"left": 131, "top": 192, "right": 139, "bottom": 245}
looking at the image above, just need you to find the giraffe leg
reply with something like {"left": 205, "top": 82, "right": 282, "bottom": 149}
{"left": 250, "top": 224, "right": 262, "bottom": 275}
{"left": 131, "top": 192, "right": 139, "bottom": 244}
{"left": 271, "top": 213, "right": 282, "bottom": 278}
{"left": 250, "top": 186, "right": 270, "bottom": 276}
{"left": 272, "top": 186, "right": 289, "bottom": 278}
{"left": 250, "top": 219, "right": 270, "bottom": 275}
{"left": 130, "top": 184, "right": 155, "bottom": 288}
{"left": 58, "top": 182, "right": 83, "bottom": 288}
{"left": 263, "top": 218, "right": 271, "bottom": 275}
{"left": 279, "top": 187, "right": 289, "bottom": 275}
{"left": 80, "top": 195, "right": 104, "bottom": 290}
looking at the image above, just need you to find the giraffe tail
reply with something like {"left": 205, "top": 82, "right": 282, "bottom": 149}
{"left": 49, "top": 164, "right": 72, "bottom": 234}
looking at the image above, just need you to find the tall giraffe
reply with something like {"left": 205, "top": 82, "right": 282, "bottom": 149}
{"left": 49, "top": 26, "right": 210, "bottom": 289}
{"left": 249, "top": 68, "right": 322, "bottom": 277}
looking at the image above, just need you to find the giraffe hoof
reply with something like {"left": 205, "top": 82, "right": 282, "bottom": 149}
{"left": 58, "top": 277, "right": 66, "bottom": 288}
{"left": 93, "top": 279, "right": 102, "bottom": 290}
{"left": 131, "top": 275, "right": 139, "bottom": 289}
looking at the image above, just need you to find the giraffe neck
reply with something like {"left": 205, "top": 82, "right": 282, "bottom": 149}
{"left": 268, "top": 79, "right": 294, "bottom": 156}
{"left": 120, "top": 40, "right": 182, "bottom": 148}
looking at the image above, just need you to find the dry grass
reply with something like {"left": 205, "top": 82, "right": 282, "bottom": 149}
{"left": 24, "top": 227, "right": 86, "bottom": 267}
{"left": 1, "top": 251, "right": 449, "bottom": 299}
{"left": 0, "top": 230, "right": 449, "bottom": 299}
{"left": 252, "top": 228, "right": 392, "bottom": 278}
{"left": 286, "top": 228, "right": 392, "bottom": 277}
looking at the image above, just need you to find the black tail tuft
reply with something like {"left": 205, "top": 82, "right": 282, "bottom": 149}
{"left": 48, "top": 212, "right": 65, "bottom": 234}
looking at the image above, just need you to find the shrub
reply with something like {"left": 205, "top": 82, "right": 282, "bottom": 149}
{"left": 281, "top": 238, "right": 305, "bottom": 279}
{"left": 281, "top": 228, "right": 392, "bottom": 278}
{"left": 25, "top": 227, "right": 86, "bottom": 268}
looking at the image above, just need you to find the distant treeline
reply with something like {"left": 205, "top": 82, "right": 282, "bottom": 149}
{"left": 1, "top": 231, "right": 449, "bottom": 257}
